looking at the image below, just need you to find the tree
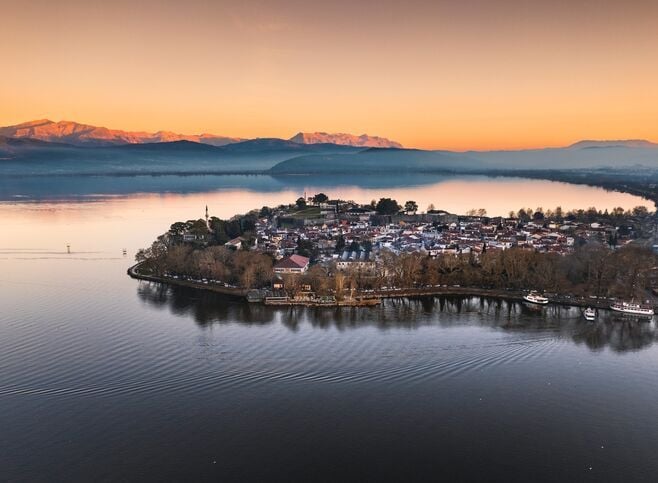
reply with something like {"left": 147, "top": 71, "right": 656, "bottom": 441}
{"left": 334, "top": 271, "right": 346, "bottom": 300}
{"left": 404, "top": 200, "right": 418, "bottom": 214}
{"left": 312, "top": 193, "right": 329, "bottom": 204}
{"left": 612, "top": 207, "right": 625, "bottom": 217}
{"left": 296, "top": 238, "right": 316, "bottom": 259}
{"left": 335, "top": 235, "right": 346, "bottom": 253}
{"left": 187, "top": 219, "right": 209, "bottom": 237}
{"left": 376, "top": 198, "right": 401, "bottom": 215}
{"left": 165, "top": 245, "right": 193, "bottom": 274}
{"left": 168, "top": 221, "right": 187, "bottom": 236}
{"left": 135, "top": 237, "right": 169, "bottom": 275}
{"left": 296, "top": 197, "right": 307, "bottom": 209}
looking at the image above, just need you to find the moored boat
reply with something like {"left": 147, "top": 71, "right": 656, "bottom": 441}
{"left": 609, "top": 301, "right": 654, "bottom": 316}
{"left": 523, "top": 291, "right": 549, "bottom": 305}
{"left": 583, "top": 307, "right": 596, "bottom": 321}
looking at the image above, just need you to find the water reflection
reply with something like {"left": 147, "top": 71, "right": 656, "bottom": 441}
{"left": 137, "top": 282, "right": 658, "bottom": 353}
{"left": 570, "top": 319, "right": 656, "bottom": 353}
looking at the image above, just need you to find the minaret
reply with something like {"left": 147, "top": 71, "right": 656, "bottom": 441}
{"left": 205, "top": 205, "right": 209, "bottom": 228}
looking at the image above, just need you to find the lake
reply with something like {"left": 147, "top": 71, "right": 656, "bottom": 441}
{"left": 2, "top": 175, "right": 658, "bottom": 481}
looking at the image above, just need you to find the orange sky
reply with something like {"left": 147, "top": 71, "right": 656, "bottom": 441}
{"left": 2, "top": 0, "right": 657, "bottom": 150}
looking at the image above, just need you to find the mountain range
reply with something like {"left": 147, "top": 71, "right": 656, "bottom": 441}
{"left": 0, "top": 119, "right": 244, "bottom": 147}
{"left": 0, "top": 120, "right": 403, "bottom": 148}
{"left": 1, "top": 119, "right": 657, "bottom": 177}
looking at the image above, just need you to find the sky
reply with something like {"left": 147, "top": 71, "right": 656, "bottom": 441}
{"left": 2, "top": 0, "right": 657, "bottom": 150}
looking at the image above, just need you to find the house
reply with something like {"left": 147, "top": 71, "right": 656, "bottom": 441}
{"left": 182, "top": 232, "right": 207, "bottom": 243}
{"left": 272, "top": 275, "right": 285, "bottom": 290}
{"left": 225, "top": 237, "right": 243, "bottom": 250}
{"left": 273, "top": 254, "right": 310, "bottom": 274}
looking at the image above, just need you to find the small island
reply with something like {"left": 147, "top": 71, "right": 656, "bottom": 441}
{"left": 130, "top": 194, "right": 658, "bottom": 310}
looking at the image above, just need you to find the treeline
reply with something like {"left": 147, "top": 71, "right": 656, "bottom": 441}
{"left": 278, "top": 244, "right": 656, "bottom": 301}
{"left": 508, "top": 205, "right": 650, "bottom": 223}
{"left": 137, "top": 235, "right": 656, "bottom": 298}
{"left": 136, "top": 240, "right": 273, "bottom": 288}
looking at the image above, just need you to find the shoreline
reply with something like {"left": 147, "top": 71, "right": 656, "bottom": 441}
{"left": 127, "top": 263, "right": 248, "bottom": 298}
{"left": 127, "top": 262, "right": 631, "bottom": 311}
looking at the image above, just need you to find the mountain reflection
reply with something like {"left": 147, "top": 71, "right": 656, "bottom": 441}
{"left": 136, "top": 281, "right": 658, "bottom": 353}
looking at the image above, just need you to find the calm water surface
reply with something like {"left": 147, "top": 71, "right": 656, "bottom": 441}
{"left": 2, "top": 179, "right": 658, "bottom": 481}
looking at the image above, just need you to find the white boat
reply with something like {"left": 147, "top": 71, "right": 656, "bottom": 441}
{"left": 583, "top": 307, "right": 596, "bottom": 321}
{"left": 609, "top": 301, "right": 654, "bottom": 316}
{"left": 523, "top": 291, "right": 549, "bottom": 305}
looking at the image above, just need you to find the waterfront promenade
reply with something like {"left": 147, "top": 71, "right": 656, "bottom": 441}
{"left": 128, "top": 263, "right": 634, "bottom": 311}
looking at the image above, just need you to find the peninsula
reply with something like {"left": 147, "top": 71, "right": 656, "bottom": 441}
{"left": 131, "top": 195, "right": 658, "bottom": 310}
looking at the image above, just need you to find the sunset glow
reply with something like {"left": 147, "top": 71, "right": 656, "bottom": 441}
{"left": 3, "top": 0, "right": 658, "bottom": 150}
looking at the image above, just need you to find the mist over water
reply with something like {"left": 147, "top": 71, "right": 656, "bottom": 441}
{"left": 1, "top": 180, "right": 658, "bottom": 481}
{"left": 0, "top": 172, "right": 649, "bottom": 215}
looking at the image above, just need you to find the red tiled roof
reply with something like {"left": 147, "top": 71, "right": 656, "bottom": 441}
{"left": 274, "top": 254, "right": 309, "bottom": 269}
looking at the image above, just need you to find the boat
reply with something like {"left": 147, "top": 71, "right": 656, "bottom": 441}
{"left": 609, "top": 301, "right": 654, "bottom": 316}
{"left": 523, "top": 291, "right": 549, "bottom": 305}
{"left": 583, "top": 307, "right": 596, "bottom": 321}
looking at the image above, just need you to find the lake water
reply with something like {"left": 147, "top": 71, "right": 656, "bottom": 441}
{"left": 2, "top": 175, "right": 658, "bottom": 481}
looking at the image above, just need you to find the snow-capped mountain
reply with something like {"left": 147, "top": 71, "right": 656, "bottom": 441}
{"left": 289, "top": 131, "right": 403, "bottom": 148}
{"left": 0, "top": 119, "right": 242, "bottom": 147}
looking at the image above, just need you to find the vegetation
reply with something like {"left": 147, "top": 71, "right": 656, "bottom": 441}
{"left": 376, "top": 198, "right": 401, "bottom": 215}
{"left": 404, "top": 200, "right": 418, "bottom": 214}
{"left": 137, "top": 241, "right": 273, "bottom": 289}
{"left": 137, "top": 236, "right": 656, "bottom": 301}
{"left": 323, "top": 244, "right": 655, "bottom": 301}
{"left": 312, "top": 193, "right": 329, "bottom": 203}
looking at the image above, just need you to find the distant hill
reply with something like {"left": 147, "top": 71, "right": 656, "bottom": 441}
{"left": 221, "top": 138, "right": 361, "bottom": 155}
{"left": 465, "top": 144, "right": 658, "bottom": 170}
{"left": 0, "top": 119, "right": 243, "bottom": 147}
{"left": 568, "top": 139, "right": 658, "bottom": 149}
{"left": 270, "top": 142, "right": 658, "bottom": 174}
{"left": 289, "top": 132, "right": 402, "bottom": 148}
{"left": 0, "top": 136, "right": 363, "bottom": 176}
{"left": 0, "top": 135, "right": 70, "bottom": 151}
{"left": 270, "top": 148, "right": 480, "bottom": 174}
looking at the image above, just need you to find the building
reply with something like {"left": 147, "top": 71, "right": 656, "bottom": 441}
{"left": 224, "top": 237, "right": 243, "bottom": 250}
{"left": 273, "top": 254, "right": 310, "bottom": 274}
{"left": 336, "top": 250, "right": 376, "bottom": 271}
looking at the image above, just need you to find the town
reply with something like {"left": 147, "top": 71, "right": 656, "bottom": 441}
{"left": 133, "top": 194, "right": 657, "bottom": 308}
